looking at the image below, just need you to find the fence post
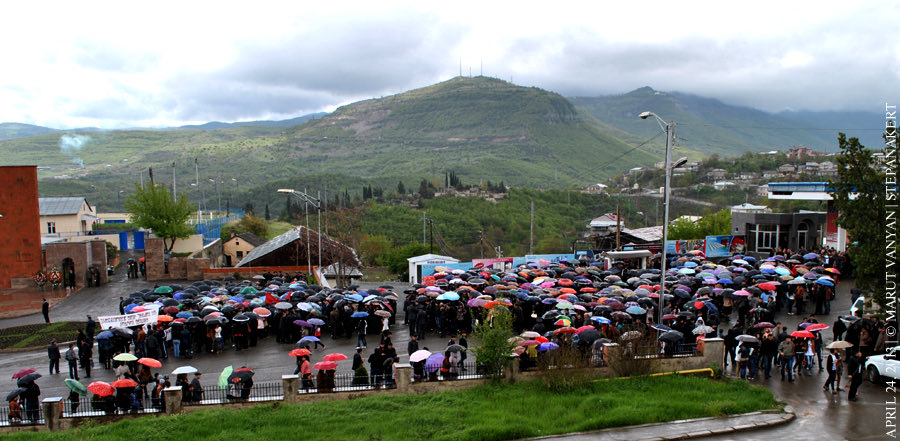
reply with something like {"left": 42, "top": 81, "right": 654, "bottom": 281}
{"left": 395, "top": 364, "right": 412, "bottom": 392}
{"left": 41, "top": 397, "right": 62, "bottom": 431}
{"left": 282, "top": 375, "right": 299, "bottom": 403}
{"left": 699, "top": 337, "right": 724, "bottom": 370}
{"left": 604, "top": 343, "right": 622, "bottom": 366}
{"left": 504, "top": 355, "right": 519, "bottom": 383}
{"left": 164, "top": 387, "right": 183, "bottom": 414}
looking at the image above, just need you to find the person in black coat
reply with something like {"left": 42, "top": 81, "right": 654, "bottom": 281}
{"left": 42, "top": 299, "right": 50, "bottom": 323}
{"left": 21, "top": 382, "right": 41, "bottom": 422}
{"left": 85, "top": 316, "right": 96, "bottom": 342}
{"left": 48, "top": 340, "right": 61, "bottom": 375}
{"left": 847, "top": 350, "right": 865, "bottom": 401}
{"left": 823, "top": 349, "right": 838, "bottom": 393}
{"left": 407, "top": 335, "right": 419, "bottom": 355}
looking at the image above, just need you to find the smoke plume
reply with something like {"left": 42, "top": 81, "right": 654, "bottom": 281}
{"left": 59, "top": 134, "right": 90, "bottom": 167}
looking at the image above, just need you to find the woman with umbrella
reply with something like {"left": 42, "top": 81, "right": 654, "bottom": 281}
{"left": 18, "top": 374, "right": 41, "bottom": 422}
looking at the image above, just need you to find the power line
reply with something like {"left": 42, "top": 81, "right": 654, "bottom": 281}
{"left": 601, "top": 131, "right": 666, "bottom": 169}
{"left": 680, "top": 123, "right": 883, "bottom": 132}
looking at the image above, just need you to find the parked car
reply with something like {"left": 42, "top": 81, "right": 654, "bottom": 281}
{"left": 866, "top": 345, "right": 900, "bottom": 383}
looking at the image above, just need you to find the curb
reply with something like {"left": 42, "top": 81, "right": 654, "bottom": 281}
{"left": 520, "top": 407, "right": 795, "bottom": 441}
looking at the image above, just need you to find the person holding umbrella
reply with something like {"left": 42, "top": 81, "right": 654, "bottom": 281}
{"left": 823, "top": 349, "right": 839, "bottom": 393}
{"left": 847, "top": 349, "right": 864, "bottom": 401}
{"left": 19, "top": 377, "right": 40, "bottom": 422}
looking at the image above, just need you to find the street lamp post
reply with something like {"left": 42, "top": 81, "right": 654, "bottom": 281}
{"left": 277, "top": 189, "right": 323, "bottom": 278}
{"left": 638, "top": 111, "right": 686, "bottom": 326}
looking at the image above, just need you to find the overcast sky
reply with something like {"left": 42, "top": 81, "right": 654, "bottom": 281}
{"left": 1, "top": 0, "right": 896, "bottom": 129}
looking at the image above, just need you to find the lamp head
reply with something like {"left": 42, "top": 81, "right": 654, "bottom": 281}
{"left": 673, "top": 157, "right": 689, "bottom": 168}
{"left": 277, "top": 189, "right": 294, "bottom": 193}
{"left": 638, "top": 111, "right": 652, "bottom": 119}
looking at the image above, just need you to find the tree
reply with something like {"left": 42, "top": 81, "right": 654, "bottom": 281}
{"left": 124, "top": 183, "right": 195, "bottom": 253}
{"left": 829, "top": 132, "right": 887, "bottom": 305}
{"left": 472, "top": 307, "right": 517, "bottom": 379}
{"left": 397, "top": 181, "right": 406, "bottom": 195}
{"left": 264, "top": 203, "right": 271, "bottom": 221}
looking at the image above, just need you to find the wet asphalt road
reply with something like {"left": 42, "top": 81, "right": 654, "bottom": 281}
{"left": 1, "top": 267, "right": 895, "bottom": 440}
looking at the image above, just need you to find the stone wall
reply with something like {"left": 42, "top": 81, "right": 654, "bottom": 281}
{"left": 144, "top": 238, "right": 166, "bottom": 281}
{"left": 0, "top": 166, "right": 41, "bottom": 289}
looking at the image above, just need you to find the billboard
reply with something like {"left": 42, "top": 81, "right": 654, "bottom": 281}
{"left": 666, "top": 239, "right": 706, "bottom": 255}
{"left": 472, "top": 257, "right": 514, "bottom": 271}
{"left": 705, "top": 235, "right": 735, "bottom": 258}
{"left": 98, "top": 309, "right": 159, "bottom": 330}
{"left": 524, "top": 254, "right": 576, "bottom": 264}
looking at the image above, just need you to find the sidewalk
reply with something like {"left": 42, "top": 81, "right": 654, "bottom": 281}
{"left": 524, "top": 408, "right": 794, "bottom": 441}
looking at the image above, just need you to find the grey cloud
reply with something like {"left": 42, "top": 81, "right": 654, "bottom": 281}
{"left": 72, "top": 40, "right": 160, "bottom": 73}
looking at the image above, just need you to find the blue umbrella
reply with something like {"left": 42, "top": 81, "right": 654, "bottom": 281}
{"left": 626, "top": 305, "right": 647, "bottom": 315}
{"left": 425, "top": 353, "right": 444, "bottom": 373}
{"left": 124, "top": 304, "right": 140, "bottom": 313}
{"left": 591, "top": 316, "right": 611, "bottom": 324}
{"left": 308, "top": 318, "right": 326, "bottom": 326}
{"left": 704, "top": 301, "right": 719, "bottom": 314}
{"left": 442, "top": 291, "right": 460, "bottom": 301}
{"left": 815, "top": 278, "right": 835, "bottom": 286}
{"left": 651, "top": 324, "right": 671, "bottom": 332}
{"left": 803, "top": 253, "right": 820, "bottom": 260}
{"left": 299, "top": 336, "right": 320, "bottom": 343}
{"left": 346, "top": 294, "right": 364, "bottom": 302}
{"left": 774, "top": 267, "right": 791, "bottom": 276}
{"left": 351, "top": 311, "right": 369, "bottom": 318}
{"left": 717, "top": 279, "right": 733, "bottom": 285}
{"left": 683, "top": 261, "right": 698, "bottom": 268}
{"left": 538, "top": 342, "right": 559, "bottom": 351}
{"left": 96, "top": 331, "right": 114, "bottom": 340}
{"left": 176, "top": 312, "right": 193, "bottom": 319}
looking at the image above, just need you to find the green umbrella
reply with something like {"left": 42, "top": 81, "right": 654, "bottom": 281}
{"left": 64, "top": 378, "right": 88, "bottom": 396}
{"left": 218, "top": 365, "right": 233, "bottom": 389}
{"left": 154, "top": 286, "right": 174, "bottom": 294}
{"left": 113, "top": 353, "right": 138, "bottom": 362}
{"left": 240, "top": 286, "right": 258, "bottom": 295}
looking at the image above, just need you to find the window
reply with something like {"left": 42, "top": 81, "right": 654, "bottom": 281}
{"left": 236, "top": 251, "right": 243, "bottom": 259}
{"left": 47, "top": 222, "right": 56, "bottom": 234}
{"left": 235, "top": 240, "right": 240, "bottom": 246}
{"left": 752, "top": 224, "right": 779, "bottom": 252}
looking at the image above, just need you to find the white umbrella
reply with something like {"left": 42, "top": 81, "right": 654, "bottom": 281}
{"left": 172, "top": 366, "right": 198, "bottom": 375}
{"left": 520, "top": 331, "right": 541, "bottom": 338}
{"left": 826, "top": 340, "right": 853, "bottom": 349}
{"left": 409, "top": 350, "right": 432, "bottom": 363}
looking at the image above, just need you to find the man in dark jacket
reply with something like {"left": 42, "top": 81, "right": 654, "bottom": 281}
{"left": 847, "top": 350, "right": 865, "bottom": 401}
{"left": 42, "top": 299, "right": 50, "bottom": 323}
{"left": 368, "top": 344, "right": 384, "bottom": 387}
{"left": 86, "top": 315, "right": 97, "bottom": 342}
{"left": 80, "top": 343, "right": 93, "bottom": 378}
{"left": 760, "top": 333, "right": 779, "bottom": 379}
{"left": 190, "top": 372, "right": 204, "bottom": 402}
{"left": 407, "top": 335, "right": 419, "bottom": 355}
{"left": 48, "top": 340, "right": 61, "bottom": 374}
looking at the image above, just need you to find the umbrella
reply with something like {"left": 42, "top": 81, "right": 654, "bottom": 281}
{"left": 154, "top": 286, "right": 174, "bottom": 294}
{"left": 157, "top": 315, "right": 174, "bottom": 322}
{"left": 233, "top": 313, "right": 250, "bottom": 322}
{"left": 112, "top": 327, "right": 133, "bottom": 338}
{"left": 521, "top": 331, "right": 541, "bottom": 338}
{"left": 64, "top": 378, "right": 88, "bottom": 396}
{"left": 692, "top": 325, "right": 714, "bottom": 335}
{"left": 11, "top": 368, "right": 36, "bottom": 380}
{"left": 88, "top": 381, "right": 114, "bottom": 397}
{"left": 425, "top": 353, "right": 445, "bottom": 373}
{"left": 814, "top": 279, "right": 835, "bottom": 286}
{"left": 298, "top": 336, "right": 320, "bottom": 344}
{"left": 519, "top": 340, "right": 541, "bottom": 347}
{"left": 445, "top": 344, "right": 467, "bottom": 352}
{"left": 313, "top": 361, "right": 338, "bottom": 370}
{"left": 6, "top": 388, "right": 26, "bottom": 402}
{"left": 138, "top": 358, "right": 162, "bottom": 368}
{"left": 289, "top": 348, "right": 311, "bottom": 357}
{"left": 553, "top": 327, "right": 577, "bottom": 335}
{"left": 591, "top": 316, "right": 611, "bottom": 325}
{"left": 113, "top": 353, "right": 138, "bottom": 362}
{"left": 736, "top": 335, "right": 759, "bottom": 344}
{"left": 625, "top": 305, "right": 646, "bottom": 315}
{"left": 96, "top": 330, "right": 114, "bottom": 340}
{"left": 840, "top": 315, "right": 861, "bottom": 324}
{"left": 215, "top": 366, "right": 233, "bottom": 389}
{"left": 753, "top": 322, "right": 775, "bottom": 329}
{"left": 374, "top": 309, "right": 392, "bottom": 318}
{"left": 308, "top": 318, "right": 326, "bottom": 326}
{"left": 275, "top": 302, "right": 293, "bottom": 310}
{"left": 807, "top": 323, "right": 829, "bottom": 332}
{"left": 538, "top": 342, "right": 559, "bottom": 351}
{"left": 228, "top": 368, "right": 255, "bottom": 384}
{"left": 621, "top": 331, "right": 642, "bottom": 341}
{"left": 410, "top": 350, "right": 432, "bottom": 363}
{"left": 826, "top": 340, "right": 853, "bottom": 349}
{"left": 172, "top": 366, "right": 198, "bottom": 375}
{"left": 651, "top": 324, "right": 672, "bottom": 332}
{"left": 253, "top": 307, "right": 271, "bottom": 317}
{"left": 791, "top": 330, "right": 815, "bottom": 339}
{"left": 323, "top": 353, "right": 348, "bottom": 362}
{"left": 111, "top": 379, "right": 138, "bottom": 388}
{"left": 658, "top": 330, "right": 684, "bottom": 343}
{"left": 294, "top": 320, "right": 311, "bottom": 328}
{"left": 351, "top": 311, "right": 369, "bottom": 318}
{"left": 16, "top": 373, "right": 41, "bottom": 387}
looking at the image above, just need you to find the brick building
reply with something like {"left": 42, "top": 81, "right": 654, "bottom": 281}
{"left": 0, "top": 166, "right": 42, "bottom": 289}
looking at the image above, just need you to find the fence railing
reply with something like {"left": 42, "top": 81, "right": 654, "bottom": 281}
{"left": 188, "top": 381, "right": 284, "bottom": 405}
{"left": 0, "top": 403, "right": 43, "bottom": 427}
{"left": 61, "top": 396, "right": 161, "bottom": 418}
{"left": 627, "top": 342, "right": 699, "bottom": 359}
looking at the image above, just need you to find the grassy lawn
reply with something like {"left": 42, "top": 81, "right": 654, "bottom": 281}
{"left": 6, "top": 375, "right": 778, "bottom": 441}
{"left": 0, "top": 322, "right": 84, "bottom": 350}
{"left": 265, "top": 221, "right": 295, "bottom": 239}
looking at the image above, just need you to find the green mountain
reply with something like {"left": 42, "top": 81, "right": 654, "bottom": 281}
{"left": 570, "top": 87, "right": 873, "bottom": 157}
{"left": 0, "top": 122, "right": 59, "bottom": 141}
{"left": 0, "top": 77, "right": 657, "bottom": 211}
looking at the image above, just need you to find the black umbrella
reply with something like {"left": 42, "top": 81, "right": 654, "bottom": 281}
{"left": 112, "top": 327, "right": 133, "bottom": 338}
{"left": 658, "top": 330, "right": 684, "bottom": 343}
{"left": 16, "top": 373, "right": 41, "bottom": 387}
{"left": 445, "top": 344, "right": 466, "bottom": 353}
{"left": 6, "top": 387, "right": 26, "bottom": 401}
{"left": 578, "top": 329, "right": 602, "bottom": 343}
{"left": 228, "top": 368, "right": 254, "bottom": 384}
{"left": 233, "top": 313, "right": 250, "bottom": 322}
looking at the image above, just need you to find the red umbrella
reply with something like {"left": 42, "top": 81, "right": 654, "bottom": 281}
{"left": 162, "top": 306, "right": 180, "bottom": 315}
{"left": 111, "top": 379, "right": 138, "bottom": 388}
{"left": 88, "top": 381, "right": 114, "bottom": 396}
{"left": 253, "top": 307, "right": 271, "bottom": 317}
{"left": 575, "top": 326, "right": 595, "bottom": 334}
{"left": 322, "top": 353, "right": 348, "bottom": 362}
{"left": 518, "top": 340, "right": 540, "bottom": 346}
{"left": 753, "top": 322, "right": 775, "bottom": 329}
{"left": 313, "top": 361, "right": 338, "bottom": 370}
{"left": 757, "top": 282, "right": 777, "bottom": 291}
{"left": 289, "top": 348, "right": 311, "bottom": 357}
{"left": 553, "top": 327, "right": 577, "bottom": 335}
{"left": 11, "top": 368, "right": 36, "bottom": 380}
{"left": 157, "top": 315, "right": 174, "bottom": 322}
{"left": 791, "top": 330, "right": 815, "bottom": 339}
{"left": 807, "top": 323, "right": 829, "bottom": 332}
{"left": 535, "top": 336, "right": 549, "bottom": 343}
{"left": 138, "top": 358, "right": 162, "bottom": 368}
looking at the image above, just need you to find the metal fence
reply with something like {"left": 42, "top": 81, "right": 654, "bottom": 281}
{"left": 191, "top": 381, "right": 284, "bottom": 404}
{"left": 627, "top": 342, "right": 698, "bottom": 359}
{"left": 0, "top": 403, "right": 43, "bottom": 427}
{"left": 61, "top": 395, "right": 161, "bottom": 418}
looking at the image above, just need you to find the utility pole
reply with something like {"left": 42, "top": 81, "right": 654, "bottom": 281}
{"left": 172, "top": 162, "right": 176, "bottom": 200}
{"left": 149, "top": 167, "right": 154, "bottom": 185}
{"left": 616, "top": 202, "right": 621, "bottom": 251}
{"left": 317, "top": 190, "right": 322, "bottom": 273}
{"left": 529, "top": 198, "right": 534, "bottom": 254}
{"left": 423, "top": 212, "right": 427, "bottom": 247}
{"left": 429, "top": 219, "right": 434, "bottom": 254}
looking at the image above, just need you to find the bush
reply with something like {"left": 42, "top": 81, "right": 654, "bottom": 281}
{"left": 471, "top": 307, "right": 517, "bottom": 380}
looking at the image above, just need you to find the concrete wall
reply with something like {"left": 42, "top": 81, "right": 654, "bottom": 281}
{"left": 43, "top": 240, "right": 108, "bottom": 289}
{"left": 0, "top": 166, "right": 42, "bottom": 289}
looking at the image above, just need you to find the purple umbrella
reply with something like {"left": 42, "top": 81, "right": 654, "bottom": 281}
{"left": 538, "top": 342, "right": 559, "bottom": 351}
{"left": 425, "top": 353, "right": 445, "bottom": 373}
{"left": 293, "top": 319, "right": 311, "bottom": 327}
